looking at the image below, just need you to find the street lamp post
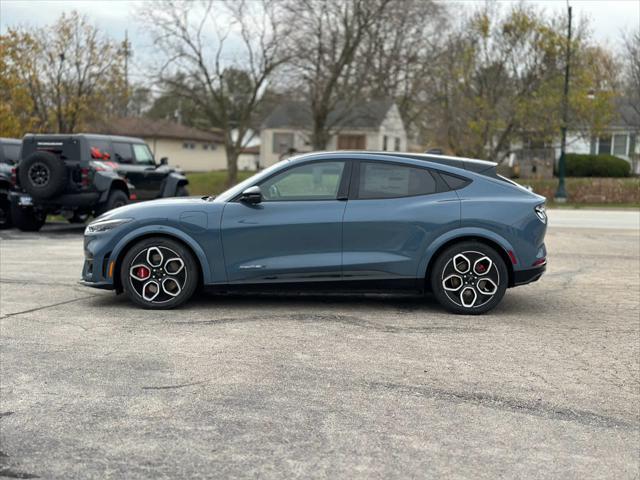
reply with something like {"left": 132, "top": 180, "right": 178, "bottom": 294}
{"left": 555, "top": 4, "right": 572, "bottom": 202}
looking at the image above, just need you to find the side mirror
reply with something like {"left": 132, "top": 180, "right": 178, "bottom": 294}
{"left": 240, "top": 185, "right": 262, "bottom": 204}
{"left": 160, "top": 157, "right": 168, "bottom": 166}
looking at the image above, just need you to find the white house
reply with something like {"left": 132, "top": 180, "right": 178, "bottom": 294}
{"left": 94, "top": 117, "right": 227, "bottom": 172}
{"left": 259, "top": 99, "right": 407, "bottom": 167}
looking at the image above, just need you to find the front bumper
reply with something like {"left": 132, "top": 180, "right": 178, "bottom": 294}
{"left": 513, "top": 263, "right": 546, "bottom": 286}
{"left": 81, "top": 233, "right": 117, "bottom": 290}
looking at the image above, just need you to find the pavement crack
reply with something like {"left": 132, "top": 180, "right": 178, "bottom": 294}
{"left": 0, "top": 295, "right": 99, "bottom": 319}
{"left": 0, "top": 412, "right": 14, "bottom": 418}
{"left": 171, "top": 313, "right": 482, "bottom": 334}
{"left": 369, "top": 381, "right": 639, "bottom": 430}
{"left": 142, "top": 380, "right": 207, "bottom": 390}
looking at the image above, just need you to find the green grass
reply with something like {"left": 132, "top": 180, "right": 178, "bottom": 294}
{"left": 186, "top": 170, "right": 255, "bottom": 196}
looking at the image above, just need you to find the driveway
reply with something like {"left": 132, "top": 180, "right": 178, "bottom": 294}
{"left": 0, "top": 209, "right": 638, "bottom": 479}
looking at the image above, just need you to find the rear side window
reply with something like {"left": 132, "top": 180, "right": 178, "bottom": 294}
{"left": 113, "top": 143, "right": 134, "bottom": 164}
{"left": 1, "top": 144, "right": 20, "bottom": 164}
{"left": 357, "top": 162, "right": 437, "bottom": 199}
{"left": 88, "top": 139, "right": 112, "bottom": 160}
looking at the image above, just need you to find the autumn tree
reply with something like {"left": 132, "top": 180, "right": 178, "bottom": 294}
{"left": 0, "top": 11, "right": 127, "bottom": 136}
{"left": 142, "top": 0, "right": 288, "bottom": 185}
{"left": 421, "top": 4, "right": 618, "bottom": 161}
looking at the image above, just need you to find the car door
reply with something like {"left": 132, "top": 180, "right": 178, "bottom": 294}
{"left": 113, "top": 142, "right": 154, "bottom": 200}
{"left": 132, "top": 143, "right": 166, "bottom": 198}
{"left": 221, "top": 160, "right": 350, "bottom": 283}
{"left": 342, "top": 160, "right": 460, "bottom": 282}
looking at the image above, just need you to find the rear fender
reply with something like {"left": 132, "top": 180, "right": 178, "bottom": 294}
{"left": 418, "top": 227, "right": 515, "bottom": 278}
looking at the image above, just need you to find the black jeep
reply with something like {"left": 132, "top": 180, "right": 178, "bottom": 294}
{"left": 10, "top": 134, "right": 189, "bottom": 231}
{"left": 0, "top": 138, "right": 22, "bottom": 229}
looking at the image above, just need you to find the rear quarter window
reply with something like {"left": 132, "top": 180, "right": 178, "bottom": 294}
{"left": 1, "top": 144, "right": 20, "bottom": 164}
{"left": 439, "top": 172, "right": 471, "bottom": 190}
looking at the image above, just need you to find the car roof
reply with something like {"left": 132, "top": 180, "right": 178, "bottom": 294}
{"left": 288, "top": 150, "right": 497, "bottom": 174}
{"left": 23, "top": 133, "right": 147, "bottom": 144}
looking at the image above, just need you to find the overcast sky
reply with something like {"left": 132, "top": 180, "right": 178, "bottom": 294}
{"left": 1, "top": 0, "right": 638, "bottom": 77}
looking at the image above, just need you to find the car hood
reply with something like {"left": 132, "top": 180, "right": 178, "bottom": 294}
{"left": 95, "top": 197, "right": 212, "bottom": 221}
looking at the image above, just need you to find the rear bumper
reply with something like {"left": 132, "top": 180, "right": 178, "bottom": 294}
{"left": 10, "top": 190, "right": 100, "bottom": 208}
{"left": 513, "top": 263, "right": 546, "bottom": 286}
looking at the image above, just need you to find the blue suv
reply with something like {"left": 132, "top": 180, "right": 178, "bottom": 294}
{"left": 81, "top": 152, "right": 547, "bottom": 314}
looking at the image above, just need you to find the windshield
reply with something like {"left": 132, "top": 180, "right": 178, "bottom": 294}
{"left": 214, "top": 160, "right": 288, "bottom": 202}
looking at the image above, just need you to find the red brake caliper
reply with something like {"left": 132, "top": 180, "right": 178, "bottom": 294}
{"left": 136, "top": 266, "right": 150, "bottom": 280}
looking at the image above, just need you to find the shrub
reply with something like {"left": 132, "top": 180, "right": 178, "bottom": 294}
{"left": 565, "top": 154, "right": 630, "bottom": 177}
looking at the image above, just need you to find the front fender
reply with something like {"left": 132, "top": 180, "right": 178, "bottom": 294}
{"left": 161, "top": 172, "right": 189, "bottom": 197}
{"left": 111, "top": 224, "right": 212, "bottom": 284}
{"left": 417, "top": 227, "right": 515, "bottom": 278}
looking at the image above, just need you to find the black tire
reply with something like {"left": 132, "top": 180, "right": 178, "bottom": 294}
{"left": 0, "top": 195, "right": 12, "bottom": 230}
{"left": 18, "top": 152, "right": 67, "bottom": 200}
{"left": 120, "top": 237, "right": 199, "bottom": 309}
{"left": 430, "top": 241, "right": 508, "bottom": 315}
{"left": 176, "top": 185, "right": 189, "bottom": 196}
{"left": 95, "top": 189, "right": 128, "bottom": 217}
{"left": 68, "top": 212, "right": 89, "bottom": 224}
{"left": 10, "top": 202, "right": 46, "bottom": 232}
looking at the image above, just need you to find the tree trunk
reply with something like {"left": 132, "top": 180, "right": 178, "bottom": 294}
{"left": 226, "top": 147, "right": 239, "bottom": 187}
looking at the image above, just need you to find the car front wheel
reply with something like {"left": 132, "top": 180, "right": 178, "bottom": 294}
{"left": 120, "top": 237, "right": 199, "bottom": 309}
{"left": 430, "top": 241, "right": 508, "bottom": 315}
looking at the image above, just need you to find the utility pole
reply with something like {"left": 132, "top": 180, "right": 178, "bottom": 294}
{"left": 123, "top": 30, "right": 130, "bottom": 117}
{"left": 555, "top": 4, "right": 572, "bottom": 202}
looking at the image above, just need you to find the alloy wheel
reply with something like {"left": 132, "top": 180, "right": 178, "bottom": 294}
{"left": 28, "top": 162, "right": 50, "bottom": 187}
{"left": 128, "top": 246, "right": 188, "bottom": 304}
{"left": 441, "top": 250, "right": 500, "bottom": 309}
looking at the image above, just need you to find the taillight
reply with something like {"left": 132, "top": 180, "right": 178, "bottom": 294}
{"left": 81, "top": 167, "right": 91, "bottom": 186}
{"left": 10, "top": 167, "right": 17, "bottom": 186}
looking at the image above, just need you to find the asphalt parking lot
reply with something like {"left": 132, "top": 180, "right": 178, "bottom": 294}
{"left": 1, "top": 209, "right": 639, "bottom": 479}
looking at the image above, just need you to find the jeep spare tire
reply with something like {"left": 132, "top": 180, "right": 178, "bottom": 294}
{"left": 19, "top": 151, "right": 67, "bottom": 200}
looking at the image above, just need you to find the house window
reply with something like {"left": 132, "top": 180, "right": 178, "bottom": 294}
{"left": 382, "top": 135, "right": 388, "bottom": 151}
{"left": 273, "top": 132, "right": 294, "bottom": 154}
{"left": 612, "top": 134, "right": 628, "bottom": 156}
{"left": 203, "top": 143, "right": 217, "bottom": 151}
{"left": 182, "top": 142, "right": 195, "bottom": 150}
{"left": 337, "top": 134, "right": 366, "bottom": 150}
{"left": 597, "top": 136, "right": 612, "bottom": 155}
{"left": 394, "top": 137, "right": 401, "bottom": 151}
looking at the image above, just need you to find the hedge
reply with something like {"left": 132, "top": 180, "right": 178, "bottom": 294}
{"left": 565, "top": 154, "right": 630, "bottom": 177}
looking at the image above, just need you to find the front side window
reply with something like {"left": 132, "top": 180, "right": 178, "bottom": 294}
{"left": 260, "top": 161, "right": 345, "bottom": 201}
{"left": 113, "top": 142, "right": 134, "bottom": 164}
{"left": 133, "top": 144, "right": 154, "bottom": 165}
{"left": 357, "top": 162, "right": 437, "bottom": 199}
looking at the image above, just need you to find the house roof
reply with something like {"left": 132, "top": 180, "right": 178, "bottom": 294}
{"left": 92, "top": 117, "right": 225, "bottom": 143}
{"left": 262, "top": 99, "right": 395, "bottom": 130}
{"left": 614, "top": 97, "right": 640, "bottom": 128}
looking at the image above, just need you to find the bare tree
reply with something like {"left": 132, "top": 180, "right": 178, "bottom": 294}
{"left": 359, "top": 0, "right": 445, "bottom": 143}
{"left": 143, "top": 0, "right": 288, "bottom": 185}
{"left": 280, "top": 0, "right": 391, "bottom": 150}
{"left": 621, "top": 31, "right": 640, "bottom": 125}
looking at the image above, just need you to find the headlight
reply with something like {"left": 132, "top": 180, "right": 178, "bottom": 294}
{"left": 84, "top": 218, "right": 133, "bottom": 234}
{"left": 534, "top": 204, "right": 547, "bottom": 223}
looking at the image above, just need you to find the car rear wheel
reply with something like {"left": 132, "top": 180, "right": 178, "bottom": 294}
{"left": 430, "top": 241, "right": 508, "bottom": 315}
{"left": 120, "top": 237, "right": 199, "bottom": 309}
{"left": 10, "top": 203, "right": 46, "bottom": 232}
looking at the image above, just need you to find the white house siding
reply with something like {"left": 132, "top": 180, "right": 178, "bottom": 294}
{"left": 144, "top": 137, "right": 227, "bottom": 172}
{"left": 378, "top": 104, "right": 407, "bottom": 152}
{"left": 259, "top": 105, "right": 408, "bottom": 167}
